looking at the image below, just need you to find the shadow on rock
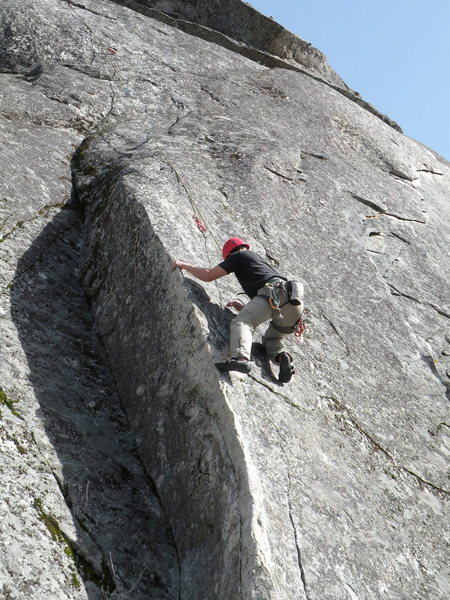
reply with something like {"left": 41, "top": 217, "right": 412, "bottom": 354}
{"left": 10, "top": 207, "right": 179, "bottom": 599}
{"left": 250, "top": 342, "right": 280, "bottom": 384}
{"left": 183, "top": 277, "right": 233, "bottom": 351}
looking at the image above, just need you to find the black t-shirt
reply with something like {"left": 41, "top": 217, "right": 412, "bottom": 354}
{"left": 219, "top": 250, "right": 286, "bottom": 298}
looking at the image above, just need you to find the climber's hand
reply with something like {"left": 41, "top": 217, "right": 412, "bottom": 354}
{"left": 226, "top": 300, "right": 245, "bottom": 312}
{"left": 171, "top": 260, "right": 183, "bottom": 271}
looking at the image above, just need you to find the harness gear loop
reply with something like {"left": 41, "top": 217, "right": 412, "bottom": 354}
{"left": 263, "top": 280, "right": 285, "bottom": 318}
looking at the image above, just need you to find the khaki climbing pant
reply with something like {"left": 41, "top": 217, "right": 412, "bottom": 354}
{"left": 230, "top": 282, "right": 304, "bottom": 362}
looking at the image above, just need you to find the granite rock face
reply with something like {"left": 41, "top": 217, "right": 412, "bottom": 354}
{"left": 114, "top": 0, "right": 346, "bottom": 85}
{"left": 1, "top": 1, "right": 449, "bottom": 599}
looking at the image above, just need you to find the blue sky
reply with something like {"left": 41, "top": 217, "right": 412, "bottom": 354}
{"left": 247, "top": 0, "right": 450, "bottom": 161}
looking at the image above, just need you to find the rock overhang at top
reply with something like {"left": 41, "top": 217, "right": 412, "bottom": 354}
{"left": 120, "top": 0, "right": 346, "bottom": 83}
{"left": 109, "top": 0, "right": 403, "bottom": 131}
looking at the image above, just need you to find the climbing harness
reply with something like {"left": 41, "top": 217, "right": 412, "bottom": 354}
{"left": 260, "top": 278, "right": 289, "bottom": 317}
{"left": 268, "top": 296, "right": 280, "bottom": 311}
{"left": 270, "top": 314, "right": 306, "bottom": 343}
{"left": 260, "top": 279, "right": 307, "bottom": 342}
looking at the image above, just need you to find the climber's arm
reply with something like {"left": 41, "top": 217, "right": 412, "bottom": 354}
{"left": 171, "top": 261, "right": 228, "bottom": 282}
{"left": 226, "top": 300, "right": 245, "bottom": 311}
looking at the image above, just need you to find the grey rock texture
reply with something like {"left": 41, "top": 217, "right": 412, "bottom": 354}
{"left": 1, "top": 0, "right": 449, "bottom": 599}
{"left": 109, "top": 0, "right": 401, "bottom": 131}
{"left": 114, "top": 0, "right": 345, "bottom": 85}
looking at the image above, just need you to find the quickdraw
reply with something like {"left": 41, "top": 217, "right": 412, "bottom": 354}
{"left": 193, "top": 215, "right": 207, "bottom": 234}
{"left": 107, "top": 47, "right": 118, "bottom": 55}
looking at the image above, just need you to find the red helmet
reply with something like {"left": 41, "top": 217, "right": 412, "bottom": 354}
{"left": 222, "top": 237, "right": 250, "bottom": 260}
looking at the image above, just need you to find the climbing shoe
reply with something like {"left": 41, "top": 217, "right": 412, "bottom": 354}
{"left": 277, "top": 352, "right": 295, "bottom": 383}
{"left": 215, "top": 358, "right": 252, "bottom": 375}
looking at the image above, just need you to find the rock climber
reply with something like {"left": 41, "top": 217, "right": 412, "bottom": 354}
{"left": 171, "top": 237, "right": 304, "bottom": 383}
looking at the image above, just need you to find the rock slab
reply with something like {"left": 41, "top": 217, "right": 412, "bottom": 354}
{"left": 1, "top": 0, "right": 449, "bottom": 599}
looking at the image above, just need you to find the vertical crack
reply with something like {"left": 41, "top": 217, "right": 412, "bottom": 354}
{"left": 287, "top": 471, "right": 310, "bottom": 600}
{"left": 96, "top": 81, "right": 116, "bottom": 127}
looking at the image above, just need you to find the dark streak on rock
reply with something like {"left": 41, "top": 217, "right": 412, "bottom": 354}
{"left": 350, "top": 193, "right": 386, "bottom": 214}
{"left": 62, "top": 63, "right": 117, "bottom": 81}
{"left": 389, "top": 169, "right": 415, "bottom": 182}
{"left": 390, "top": 232, "right": 412, "bottom": 245}
{"left": 264, "top": 248, "right": 280, "bottom": 267}
{"left": 386, "top": 283, "right": 421, "bottom": 304}
{"left": 66, "top": 1, "right": 119, "bottom": 20}
{"left": 167, "top": 110, "right": 194, "bottom": 135}
{"left": 387, "top": 283, "right": 450, "bottom": 319}
{"left": 0, "top": 203, "right": 67, "bottom": 244}
{"left": 429, "top": 422, "right": 450, "bottom": 437}
{"left": 263, "top": 165, "right": 293, "bottom": 181}
{"left": 301, "top": 151, "right": 327, "bottom": 160}
{"left": 417, "top": 168, "right": 443, "bottom": 176}
{"left": 384, "top": 214, "right": 426, "bottom": 224}
{"left": 350, "top": 192, "right": 426, "bottom": 224}
{"left": 248, "top": 373, "right": 316, "bottom": 413}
